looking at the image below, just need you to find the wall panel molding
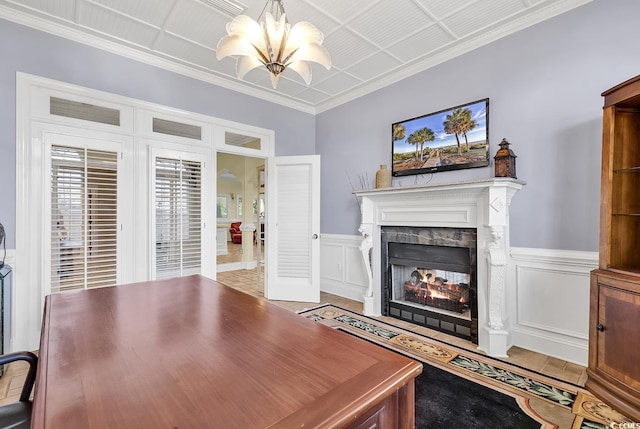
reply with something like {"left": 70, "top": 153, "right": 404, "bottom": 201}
{"left": 320, "top": 234, "right": 367, "bottom": 302}
{"left": 508, "top": 247, "right": 598, "bottom": 366}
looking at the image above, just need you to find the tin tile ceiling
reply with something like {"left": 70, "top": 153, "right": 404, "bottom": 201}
{"left": 0, "top": 0, "right": 592, "bottom": 113}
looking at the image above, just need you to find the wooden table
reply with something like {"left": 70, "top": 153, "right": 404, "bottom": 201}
{"left": 33, "top": 275, "right": 422, "bottom": 428}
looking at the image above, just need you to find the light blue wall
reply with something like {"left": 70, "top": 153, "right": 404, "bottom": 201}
{"left": 0, "top": 19, "right": 315, "bottom": 248}
{"left": 2, "top": 0, "right": 639, "bottom": 252}
{"left": 317, "top": 0, "right": 640, "bottom": 252}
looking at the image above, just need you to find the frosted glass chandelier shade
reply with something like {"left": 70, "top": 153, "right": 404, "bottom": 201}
{"left": 216, "top": 0, "right": 331, "bottom": 88}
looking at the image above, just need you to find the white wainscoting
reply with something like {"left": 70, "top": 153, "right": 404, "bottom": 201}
{"left": 508, "top": 247, "right": 597, "bottom": 366}
{"left": 320, "top": 234, "right": 368, "bottom": 302}
{"left": 319, "top": 235, "right": 598, "bottom": 366}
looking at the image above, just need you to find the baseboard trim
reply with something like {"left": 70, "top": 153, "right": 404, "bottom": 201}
{"left": 321, "top": 278, "right": 366, "bottom": 302}
{"left": 217, "top": 261, "right": 256, "bottom": 272}
{"left": 509, "top": 326, "right": 589, "bottom": 366}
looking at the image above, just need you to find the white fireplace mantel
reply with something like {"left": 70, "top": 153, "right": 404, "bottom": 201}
{"left": 354, "top": 178, "right": 524, "bottom": 357}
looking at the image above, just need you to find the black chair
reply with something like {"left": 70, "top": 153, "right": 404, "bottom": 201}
{"left": 0, "top": 352, "right": 38, "bottom": 429}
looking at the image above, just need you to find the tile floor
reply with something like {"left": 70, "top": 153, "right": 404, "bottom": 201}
{"left": 216, "top": 239, "right": 263, "bottom": 265}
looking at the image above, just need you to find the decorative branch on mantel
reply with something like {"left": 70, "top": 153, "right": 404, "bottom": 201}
{"left": 346, "top": 170, "right": 374, "bottom": 209}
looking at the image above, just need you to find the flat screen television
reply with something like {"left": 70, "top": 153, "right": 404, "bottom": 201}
{"left": 392, "top": 98, "right": 490, "bottom": 176}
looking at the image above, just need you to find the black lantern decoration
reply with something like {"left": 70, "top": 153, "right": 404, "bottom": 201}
{"left": 494, "top": 138, "right": 517, "bottom": 179}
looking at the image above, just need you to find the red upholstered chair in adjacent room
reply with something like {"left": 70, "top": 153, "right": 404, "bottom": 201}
{"left": 229, "top": 222, "right": 243, "bottom": 244}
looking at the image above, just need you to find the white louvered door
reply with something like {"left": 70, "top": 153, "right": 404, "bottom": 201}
{"left": 151, "top": 149, "right": 206, "bottom": 280}
{"left": 266, "top": 155, "right": 320, "bottom": 302}
{"left": 48, "top": 139, "right": 123, "bottom": 293}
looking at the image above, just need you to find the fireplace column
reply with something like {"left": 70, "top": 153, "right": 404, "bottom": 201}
{"left": 359, "top": 223, "right": 376, "bottom": 315}
{"left": 483, "top": 224, "right": 509, "bottom": 356}
{"left": 479, "top": 183, "right": 520, "bottom": 357}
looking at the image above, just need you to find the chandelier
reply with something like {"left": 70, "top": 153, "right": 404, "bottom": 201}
{"left": 216, "top": 0, "right": 331, "bottom": 89}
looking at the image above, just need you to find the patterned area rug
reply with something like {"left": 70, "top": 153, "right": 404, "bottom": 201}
{"left": 297, "top": 304, "right": 632, "bottom": 429}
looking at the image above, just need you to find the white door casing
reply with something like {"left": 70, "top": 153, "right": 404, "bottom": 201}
{"left": 14, "top": 123, "right": 135, "bottom": 351}
{"left": 266, "top": 155, "right": 321, "bottom": 302}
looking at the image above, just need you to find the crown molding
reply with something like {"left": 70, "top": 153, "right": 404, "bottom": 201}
{"left": 0, "top": 4, "right": 317, "bottom": 115}
{"left": 1, "top": 0, "right": 593, "bottom": 116}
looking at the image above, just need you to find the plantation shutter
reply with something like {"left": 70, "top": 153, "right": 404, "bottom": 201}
{"left": 154, "top": 157, "right": 202, "bottom": 279}
{"left": 50, "top": 146, "right": 118, "bottom": 292}
{"left": 276, "top": 164, "right": 312, "bottom": 278}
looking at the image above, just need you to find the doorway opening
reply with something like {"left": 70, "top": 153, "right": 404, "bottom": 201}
{"left": 216, "top": 151, "right": 266, "bottom": 292}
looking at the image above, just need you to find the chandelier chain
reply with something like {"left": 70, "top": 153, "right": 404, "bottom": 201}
{"left": 257, "top": 0, "right": 286, "bottom": 22}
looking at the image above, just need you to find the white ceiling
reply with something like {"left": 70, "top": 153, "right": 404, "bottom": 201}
{"left": 0, "top": 0, "right": 592, "bottom": 113}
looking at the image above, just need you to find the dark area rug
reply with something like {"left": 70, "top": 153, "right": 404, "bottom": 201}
{"left": 414, "top": 356, "right": 539, "bottom": 428}
{"left": 339, "top": 327, "right": 539, "bottom": 428}
{"left": 299, "top": 304, "right": 632, "bottom": 429}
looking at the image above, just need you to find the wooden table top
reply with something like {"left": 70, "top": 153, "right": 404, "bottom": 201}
{"left": 33, "top": 275, "right": 422, "bottom": 428}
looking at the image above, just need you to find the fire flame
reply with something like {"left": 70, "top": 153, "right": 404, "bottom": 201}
{"left": 403, "top": 269, "right": 470, "bottom": 313}
{"left": 418, "top": 271, "right": 468, "bottom": 303}
{"left": 429, "top": 290, "right": 450, "bottom": 300}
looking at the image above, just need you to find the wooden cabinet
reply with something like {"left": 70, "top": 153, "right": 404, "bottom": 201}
{"left": 588, "top": 270, "right": 640, "bottom": 419}
{"left": 587, "top": 75, "right": 640, "bottom": 420}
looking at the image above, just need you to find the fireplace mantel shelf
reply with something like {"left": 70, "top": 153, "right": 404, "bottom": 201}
{"left": 353, "top": 177, "right": 525, "bottom": 196}
{"left": 356, "top": 176, "right": 524, "bottom": 358}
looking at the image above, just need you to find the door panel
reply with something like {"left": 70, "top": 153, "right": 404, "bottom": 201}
{"left": 44, "top": 131, "right": 129, "bottom": 295}
{"left": 266, "top": 155, "right": 320, "bottom": 302}
{"left": 150, "top": 147, "right": 210, "bottom": 280}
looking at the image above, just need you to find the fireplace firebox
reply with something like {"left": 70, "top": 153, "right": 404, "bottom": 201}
{"left": 382, "top": 226, "right": 478, "bottom": 343}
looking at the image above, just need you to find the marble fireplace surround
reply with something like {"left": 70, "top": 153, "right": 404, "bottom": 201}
{"left": 355, "top": 178, "right": 523, "bottom": 357}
